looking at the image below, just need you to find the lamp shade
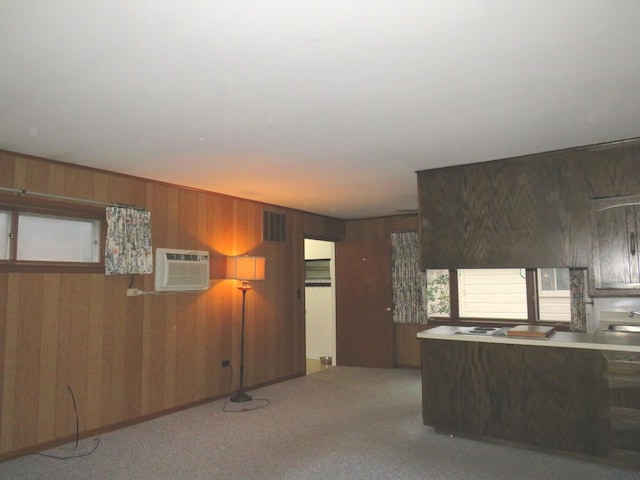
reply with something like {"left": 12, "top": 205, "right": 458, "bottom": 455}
{"left": 226, "top": 256, "right": 266, "bottom": 281}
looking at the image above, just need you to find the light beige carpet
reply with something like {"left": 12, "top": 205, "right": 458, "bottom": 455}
{"left": 0, "top": 367, "right": 636, "bottom": 479}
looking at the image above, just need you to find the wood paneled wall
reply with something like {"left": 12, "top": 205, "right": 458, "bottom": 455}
{"left": 0, "top": 151, "right": 344, "bottom": 458}
{"left": 418, "top": 138, "right": 640, "bottom": 269}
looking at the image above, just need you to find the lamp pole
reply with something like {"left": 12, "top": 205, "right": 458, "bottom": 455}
{"left": 225, "top": 255, "right": 265, "bottom": 403}
{"left": 230, "top": 282, "right": 252, "bottom": 402}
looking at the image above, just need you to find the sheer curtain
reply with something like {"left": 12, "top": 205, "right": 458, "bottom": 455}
{"left": 390, "top": 231, "right": 427, "bottom": 324}
{"left": 105, "top": 206, "right": 153, "bottom": 275}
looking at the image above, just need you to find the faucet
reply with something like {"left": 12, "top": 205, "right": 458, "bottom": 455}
{"left": 629, "top": 311, "right": 640, "bottom": 318}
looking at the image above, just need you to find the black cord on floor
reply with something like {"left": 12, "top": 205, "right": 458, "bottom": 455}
{"left": 221, "top": 365, "right": 271, "bottom": 413}
{"left": 30, "top": 386, "right": 101, "bottom": 460}
{"left": 34, "top": 438, "right": 101, "bottom": 460}
{"left": 69, "top": 385, "right": 79, "bottom": 450}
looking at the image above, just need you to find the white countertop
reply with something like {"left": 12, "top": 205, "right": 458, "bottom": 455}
{"left": 417, "top": 325, "right": 640, "bottom": 352}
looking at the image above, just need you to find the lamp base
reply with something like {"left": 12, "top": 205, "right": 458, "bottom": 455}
{"left": 229, "top": 391, "right": 252, "bottom": 403}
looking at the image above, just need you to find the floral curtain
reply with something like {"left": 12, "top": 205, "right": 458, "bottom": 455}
{"left": 105, "top": 206, "right": 153, "bottom": 275}
{"left": 390, "top": 231, "right": 428, "bottom": 324}
{"left": 569, "top": 267, "right": 588, "bottom": 332}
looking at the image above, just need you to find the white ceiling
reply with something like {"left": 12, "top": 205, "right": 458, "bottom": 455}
{"left": 1, "top": 1, "right": 639, "bottom": 219}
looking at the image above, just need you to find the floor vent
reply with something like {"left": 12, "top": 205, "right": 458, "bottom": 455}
{"left": 263, "top": 210, "right": 287, "bottom": 243}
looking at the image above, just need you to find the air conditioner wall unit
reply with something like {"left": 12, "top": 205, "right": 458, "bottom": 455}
{"left": 155, "top": 248, "right": 210, "bottom": 292}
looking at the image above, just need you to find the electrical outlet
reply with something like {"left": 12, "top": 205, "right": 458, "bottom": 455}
{"left": 222, "top": 360, "right": 230, "bottom": 367}
{"left": 127, "top": 288, "right": 142, "bottom": 297}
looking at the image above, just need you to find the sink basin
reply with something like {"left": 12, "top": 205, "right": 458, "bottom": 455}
{"left": 608, "top": 325, "right": 640, "bottom": 333}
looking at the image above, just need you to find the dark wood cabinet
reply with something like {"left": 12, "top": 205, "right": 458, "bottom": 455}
{"left": 417, "top": 154, "right": 591, "bottom": 269}
{"left": 603, "top": 351, "right": 640, "bottom": 464}
{"left": 591, "top": 195, "right": 640, "bottom": 294}
{"left": 417, "top": 139, "right": 640, "bottom": 270}
{"left": 421, "top": 337, "right": 640, "bottom": 469}
{"left": 421, "top": 339, "right": 610, "bottom": 457}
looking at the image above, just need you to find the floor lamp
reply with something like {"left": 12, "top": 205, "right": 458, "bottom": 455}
{"left": 226, "top": 255, "right": 266, "bottom": 402}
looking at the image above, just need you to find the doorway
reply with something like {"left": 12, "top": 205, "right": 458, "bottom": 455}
{"left": 304, "top": 239, "right": 336, "bottom": 375}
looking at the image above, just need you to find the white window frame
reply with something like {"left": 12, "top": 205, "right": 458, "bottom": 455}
{"left": 0, "top": 201, "right": 105, "bottom": 272}
{"left": 458, "top": 268, "right": 528, "bottom": 320}
{"left": 426, "top": 267, "right": 572, "bottom": 324}
{"left": 0, "top": 210, "right": 10, "bottom": 260}
{"left": 537, "top": 268, "right": 571, "bottom": 298}
{"left": 16, "top": 212, "right": 101, "bottom": 263}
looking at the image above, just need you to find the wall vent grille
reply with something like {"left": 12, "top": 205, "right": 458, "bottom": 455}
{"left": 263, "top": 210, "right": 287, "bottom": 243}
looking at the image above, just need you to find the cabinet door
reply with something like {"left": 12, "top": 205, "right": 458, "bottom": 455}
{"left": 418, "top": 156, "right": 590, "bottom": 268}
{"left": 592, "top": 200, "right": 640, "bottom": 289}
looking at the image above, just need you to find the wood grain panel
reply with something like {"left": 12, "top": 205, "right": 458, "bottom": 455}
{"left": 593, "top": 203, "right": 636, "bottom": 285}
{"left": 418, "top": 140, "right": 640, "bottom": 269}
{"left": 422, "top": 339, "right": 609, "bottom": 456}
{"left": 54, "top": 274, "right": 73, "bottom": 439}
{"left": 0, "top": 267, "right": 8, "bottom": 448}
{"left": 0, "top": 152, "right": 16, "bottom": 186}
{"left": 176, "top": 295, "right": 197, "bottom": 405}
{"left": 1, "top": 274, "right": 19, "bottom": 452}
{"left": 85, "top": 275, "right": 105, "bottom": 430}
{"left": 393, "top": 324, "right": 425, "bottom": 368}
{"left": 123, "top": 289, "right": 143, "bottom": 419}
{"left": 417, "top": 167, "right": 464, "bottom": 267}
{"left": 0, "top": 270, "right": 7, "bottom": 446}
{"left": 163, "top": 292, "right": 178, "bottom": 410}
{"left": 47, "top": 162, "right": 67, "bottom": 196}
{"left": 37, "top": 275, "right": 61, "bottom": 441}
{"left": 586, "top": 142, "right": 640, "bottom": 198}
{"left": 193, "top": 293, "right": 207, "bottom": 399}
{"left": 24, "top": 158, "right": 51, "bottom": 192}
{"left": 145, "top": 293, "right": 168, "bottom": 414}
{"left": 603, "top": 352, "right": 640, "bottom": 458}
{"left": 69, "top": 276, "right": 92, "bottom": 431}
{"left": 13, "top": 274, "right": 44, "bottom": 448}
{"left": 12, "top": 157, "right": 27, "bottom": 187}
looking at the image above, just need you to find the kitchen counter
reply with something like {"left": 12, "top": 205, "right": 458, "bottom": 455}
{"left": 417, "top": 325, "right": 640, "bottom": 352}
{"left": 418, "top": 326, "right": 640, "bottom": 469}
